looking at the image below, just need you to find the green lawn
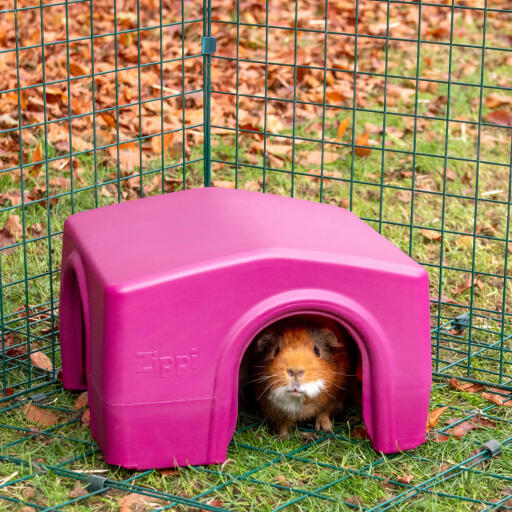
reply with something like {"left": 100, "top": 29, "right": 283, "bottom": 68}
{"left": 1, "top": 0, "right": 512, "bottom": 510}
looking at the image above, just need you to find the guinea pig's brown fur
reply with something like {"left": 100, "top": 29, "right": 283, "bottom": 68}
{"left": 250, "top": 317, "right": 355, "bottom": 438}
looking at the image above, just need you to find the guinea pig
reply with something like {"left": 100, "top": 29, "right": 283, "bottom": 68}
{"left": 249, "top": 317, "right": 355, "bottom": 439}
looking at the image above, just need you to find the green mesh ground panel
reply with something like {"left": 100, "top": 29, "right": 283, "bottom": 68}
{"left": 0, "top": 0, "right": 511, "bottom": 510}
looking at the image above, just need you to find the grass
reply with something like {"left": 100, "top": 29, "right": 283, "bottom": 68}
{"left": 0, "top": 379, "right": 511, "bottom": 511}
{"left": 1, "top": 1, "right": 512, "bottom": 510}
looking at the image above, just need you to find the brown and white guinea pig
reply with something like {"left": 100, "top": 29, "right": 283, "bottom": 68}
{"left": 248, "top": 316, "right": 355, "bottom": 439}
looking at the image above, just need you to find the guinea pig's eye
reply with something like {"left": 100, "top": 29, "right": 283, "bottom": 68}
{"left": 274, "top": 346, "right": 280, "bottom": 357}
{"left": 314, "top": 345, "right": 320, "bottom": 357}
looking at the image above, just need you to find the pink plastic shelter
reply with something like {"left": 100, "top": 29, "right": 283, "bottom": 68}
{"left": 60, "top": 187, "right": 431, "bottom": 469}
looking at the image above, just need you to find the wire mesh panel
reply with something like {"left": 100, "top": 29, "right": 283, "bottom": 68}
{"left": 0, "top": 0, "right": 205, "bottom": 397}
{"left": 0, "top": 382, "right": 512, "bottom": 511}
{"left": 209, "top": 0, "right": 512, "bottom": 388}
{"left": 1, "top": 0, "right": 512, "bottom": 510}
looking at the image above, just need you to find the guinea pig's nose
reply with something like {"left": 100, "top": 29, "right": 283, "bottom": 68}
{"left": 287, "top": 368, "right": 305, "bottom": 378}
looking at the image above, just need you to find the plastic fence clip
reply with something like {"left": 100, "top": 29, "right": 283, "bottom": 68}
{"left": 481, "top": 439, "right": 502, "bottom": 457}
{"left": 453, "top": 313, "right": 470, "bottom": 332}
{"left": 202, "top": 36, "right": 216, "bottom": 55}
{"left": 29, "top": 392, "right": 52, "bottom": 403}
{"left": 85, "top": 474, "right": 108, "bottom": 493}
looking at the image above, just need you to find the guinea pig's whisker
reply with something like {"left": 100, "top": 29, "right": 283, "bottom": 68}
{"left": 246, "top": 374, "right": 279, "bottom": 385}
{"left": 256, "top": 381, "right": 278, "bottom": 400}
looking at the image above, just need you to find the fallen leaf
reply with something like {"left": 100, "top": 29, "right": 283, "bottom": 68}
{"left": 100, "top": 112, "right": 117, "bottom": 128}
{"left": 119, "top": 492, "right": 157, "bottom": 512}
{"left": 28, "top": 223, "right": 45, "bottom": 237}
{"left": 484, "top": 110, "right": 512, "bottom": 127}
{"left": 273, "top": 474, "right": 291, "bottom": 487}
{"left": 81, "top": 408, "right": 91, "bottom": 426}
{"left": 420, "top": 228, "right": 441, "bottom": 242}
{"left": 446, "top": 416, "right": 496, "bottom": 438}
{"left": 395, "top": 473, "right": 414, "bottom": 484}
{"left": 4, "top": 214, "right": 23, "bottom": 238}
{"left": 74, "top": 391, "right": 88, "bottom": 410}
{"left": 481, "top": 390, "right": 512, "bottom": 406}
{"left": 345, "top": 495, "right": 364, "bottom": 506}
{"left": 450, "top": 277, "right": 484, "bottom": 295}
{"left": 158, "top": 468, "right": 179, "bottom": 476}
{"left": 30, "top": 351, "right": 53, "bottom": 371}
{"left": 336, "top": 118, "right": 350, "bottom": 140}
{"left": 69, "top": 481, "right": 88, "bottom": 498}
{"left": 304, "top": 150, "right": 339, "bottom": 165}
{"left": 449, "top": 378, "right": 485, "bottom": 393}
{"left": 354, "top": 132, "right": 371, "bottom": 157}
{"left": 243, "top": 180, "right": 259, "bottom": 192}
{"left": 206, "top": 498, "right": 224, "bottom": 507}
{"left": 211, "top": 180, "right": 235, "bottom": 189}
{"left": 396, "top": 191, "right": 411, "bottom": 203}
{"left": 486, "top": 93, "right": 512, "bottom": 109}
{"left": 69, "top": 62, "right": 87, "bottom": 77}
{"left": 352, "top": 426, "right": 369, "bottom": 439}
{"left": 30, "top": 144, "right": 43, "bottom": 177}
{"left": 151, "top": 132, "right": 174, "bottom": 154}
{"left": 429, "top": 431, "right": 450, "bottom": 442}
{"left": 326, "top": 90, "right": 344, "bottom": 104}
{"left": 23, "top": 404, "right": 59, "bottom": 427}
{"left": 0, "top": 228, "right": 15, "bottom": 249}
{"left": 426, "top": 406, "right": 448, "bottom": 432}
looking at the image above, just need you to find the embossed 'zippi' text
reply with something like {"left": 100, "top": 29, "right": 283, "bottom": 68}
{"left": 136, "top": 348, "right": 198, "bottom": 377}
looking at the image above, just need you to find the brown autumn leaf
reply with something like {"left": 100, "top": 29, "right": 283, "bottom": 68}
{"left": 354, "top": 132, "right": 371, "bottom": 157}
{"left": 100, "top": 112, "right": 117, "bottom": 128}
{"left": 352, "top": 426, "right": 369, "bottom": 439}
{"left": 426, "top": 406, "right": 448, "bottom": 432}
{"left": 483, "top": 110, "right": 512, "bottom": 127}
{"left": 336, "top": 118, "right": 350, "bottom": 141}
{"left": 158, "top": 468, "right": 179, "bottom": 476}
{"left": 303, "top": 150, "right": 339, "bottom": 165}
{"left": 23, "top": 404, "right": 59, "bottom": 427}
{"left": 119, "top": 492, "right": 155, "bottom": 512}
{"left": 69, "top": 481, "right": 88, "bottom": 498}
{"left": 326, "top": 90, "right": 344, "bottom": 104}
{"left": 4, "top": 214, "right": 23, "bottom": 238}
{"left": 151, "top": 132, "right": 174, "bottom": 154}
{"left": 206, "top": 498, "right": 224, "bottom": 507}
{"left": 81, "top": 408, "right": 91, "bottom": 426}
{"left": 449, "top": 378, "right": 485, "bottom": 393}
{"left": 450, "top": 277, "right": 484, "bottom": 295}
{"left": 30, "top": 351, "right": 53, "bottom": 371}
{"left": 446, "top": 416, "right": 496, "bottom": 438}
{"left": 345, "top": 496, "right": 364, "bottom": 506}
{"left": 30, "top": 144, "right": 43, "bottom": 177}
{"left": 69, "top": 62, "right": 87, "bottom": 77}
{"left": 429, "top": 431, "right": 450, "bottom": 442}
{"left": 74, "top": 391, "right": 88, "bottom": 410}
{"left": 396, "top": 191, "right": 411, "bottom": 203}
{"left": 395, "top": 473, "right": 414, "bottom": 484}
{"left": 485, "top": 93, "right": 512, "bottom": 109}
{"left": 481, "top": 388, "right": 512, "bottom": 406}
{"left": 0, "top": 228, "right": 15, "bottom": 249}
{"left": 211, "top": 180, "right": 235, "bottom": 189}
{"left": 420, "top": 228, "right": 441, "bottom": 242}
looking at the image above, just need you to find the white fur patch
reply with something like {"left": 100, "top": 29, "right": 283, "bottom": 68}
{"left": 269, "top": 379, "right": 325, "bottom": 414}
{"left": 300, "top": 379, "right": 325, "bottom": 399}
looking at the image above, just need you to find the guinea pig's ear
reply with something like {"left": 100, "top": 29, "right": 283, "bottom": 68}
{"left": 254, "top": 329, "right": 280, "bottom": 354}
{"left": 315, "top": 328, "right": 340, "bottom": 350}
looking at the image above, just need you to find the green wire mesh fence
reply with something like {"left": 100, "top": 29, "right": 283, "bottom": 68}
{"left": 0, "top": 0, "right": 511, "bottom": 509}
